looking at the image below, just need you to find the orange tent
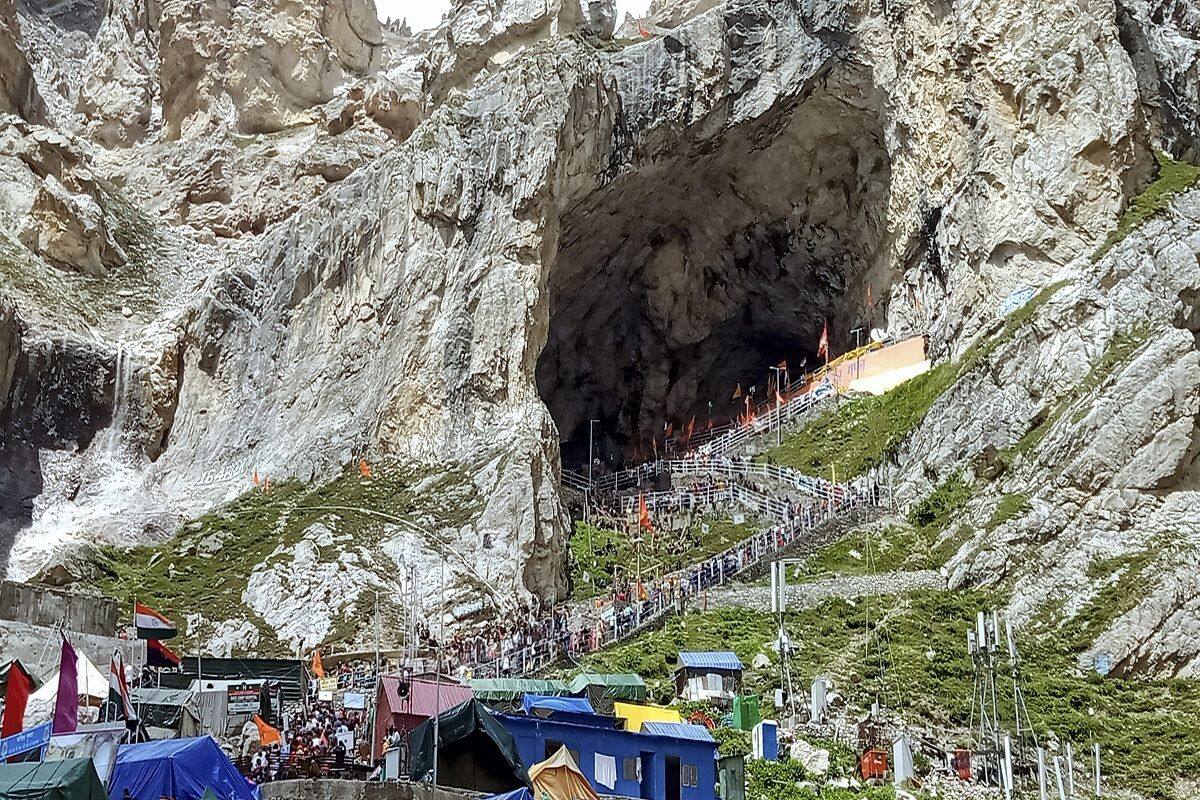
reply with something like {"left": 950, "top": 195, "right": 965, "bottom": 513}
{"left": 529, "top": 746, "right": 601, "bottom": 800}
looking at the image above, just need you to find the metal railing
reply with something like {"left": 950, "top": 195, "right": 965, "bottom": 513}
{"left": 457, "top": 483, "right": 883, "bottom": 679}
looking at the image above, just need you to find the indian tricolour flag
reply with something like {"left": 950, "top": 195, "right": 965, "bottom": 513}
{"left": 134, "top": 601, "right": 177, "bottom": 640}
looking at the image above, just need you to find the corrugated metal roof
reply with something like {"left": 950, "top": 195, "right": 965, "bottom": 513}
{"left": 641, "top": 722, "right": 717, "bottom": 742}
{"left": 677, "top": 651, "right": 744, "bottom": 670}
{"left": 381, "top": 676, "right": 473, "bottom": 718}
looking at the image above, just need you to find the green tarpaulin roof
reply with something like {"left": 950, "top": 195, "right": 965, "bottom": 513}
{"left": 0, "top": 758, "right": 106, "bottom": 800}
{"left": 567, "top": 673, "right": 646, "bottom": 700}
{"left": 469, "top": 679, "right": 568, "bottom": 701}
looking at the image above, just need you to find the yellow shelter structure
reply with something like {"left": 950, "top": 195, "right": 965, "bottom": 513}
{"left": 613, "top": 701, "right": 683, "bottom": 732}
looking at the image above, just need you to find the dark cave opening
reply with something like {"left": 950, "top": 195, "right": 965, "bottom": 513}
{"left": 537, "top": 75, "right": 892, "bottom": 469}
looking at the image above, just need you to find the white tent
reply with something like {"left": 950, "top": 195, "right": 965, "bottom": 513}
{"left": 24, "top": 649, "right": 109, "bottom": 727}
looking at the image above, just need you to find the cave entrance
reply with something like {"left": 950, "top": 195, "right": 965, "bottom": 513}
{"left": 537, "top": 71, "right": 892, "bottom": 470}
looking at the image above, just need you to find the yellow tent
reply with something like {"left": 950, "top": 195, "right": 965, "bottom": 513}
{"left": 614, "top": 701, "right": 682, "bottom": 732}
{"left": 529, "top": 746, "right": 601, "bottom": 800}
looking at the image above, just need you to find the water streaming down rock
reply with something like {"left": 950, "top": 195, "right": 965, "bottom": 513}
{"left": 104, "top": 343, "right": 133, "bottom": 461}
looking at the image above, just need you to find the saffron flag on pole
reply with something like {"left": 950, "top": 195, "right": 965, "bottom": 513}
{"left": 135, "top": 601, "right": 177, "bottom": 640}
{"left": 52, "top": 637, "right": 79, "bottom": 734}
{"left": 1, "top": 661, "right": 33, "bottom": 740}
{"left": 817, "top": 321, "right": 830, "bottom": 362}
{"left": 146, "top": 638, "right": 181, "bottom": 669}
{"left": 732, "top": 383, "right": 742, "bottom": 400}
{"left": 253, "top": 714, "right": 282, "bottom": 747}
{"left": 311, "top": 650, "right": 325, "bottom": 680}
{"left": 108, "top": 650, "right": 137, "bottom": 722}
{"left": 638, "top": 494, "right": 653, "bottom": 532}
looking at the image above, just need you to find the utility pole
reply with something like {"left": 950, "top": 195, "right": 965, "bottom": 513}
{"left": 588, "top": 419, "right": 599, "bottom": 485}
{"left": 768, "top": 365, "right": 785, "bottom": 446}
{"left": 432, "top": 559, "right": 445, "bottom": 800}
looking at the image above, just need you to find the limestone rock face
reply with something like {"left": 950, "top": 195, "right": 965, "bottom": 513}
{"left": 0, "top": 0, "right": 1198, "bottom": 666}
{"left": 158, "top": 0, "right": 384, "bottom": 138}
{"left": 0, "top": 0, "right": 43, "bottom": 121}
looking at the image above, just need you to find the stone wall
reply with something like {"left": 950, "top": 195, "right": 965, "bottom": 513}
{"left": 0, "top": 579, "right": 121, "bottom": 636}
{"left": 260, "top": 780, "right": 481, "bottom": 800}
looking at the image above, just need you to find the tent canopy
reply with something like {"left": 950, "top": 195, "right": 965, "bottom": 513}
{"left": 25, "top": 652, "right": 108, "bottom": 727}
{"left": 0, "top": 758, "right": 106, "bottom": 800}
{"left": 529, "top": 746, "right": 600, "bottom": 800}
{"left": 409, "top": 700, "right": 528, "bottom": 792}
{"left": 470, "top": 679, "right": 568, "bottom": 702}
{"left": 483, "top": 790, "right": 533, "bottom": 800}
{"left": 567, "top": 673, "right": 646, "bottom": 702}
{"left": 107, "top": 737, "right": 256, "bottom": 800}
{"left": 521, "top": 695, "right": 595, "bottom": 717}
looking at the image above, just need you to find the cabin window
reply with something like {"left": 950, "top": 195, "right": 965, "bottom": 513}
{"left": 623, "top": 757, "right": 640, "bottom": 781}
{"left": 681, "top": 764, "right": 699, "bottom": 787}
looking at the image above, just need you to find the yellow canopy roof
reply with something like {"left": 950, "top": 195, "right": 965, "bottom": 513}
{"left": 614, "top": 701, "right": 682, "bottom": 732}
{"left": 529, "top": 746, "right": 601, "bottom": 800}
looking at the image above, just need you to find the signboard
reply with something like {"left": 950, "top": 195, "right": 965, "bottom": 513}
{"left": 0, "top": 722, "right": 51, "bottom": 760}
{"left": 227, "top": 683, "right": 260, "bottom": 714}
{"left": 342, "top": 692, "right": 366, "bottom": 710}
{"left": 732, "top": 513, "right": 746, "bottom": 524}
{"left": 319, "top": 677, "right": 338, "bottom": 692}
{"left": 318, "top": 690, "right": 334, "bottom": 702}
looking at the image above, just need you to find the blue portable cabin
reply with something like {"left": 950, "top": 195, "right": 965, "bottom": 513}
{"left": 499, "top": 713, "right": 717, "bottom": 800}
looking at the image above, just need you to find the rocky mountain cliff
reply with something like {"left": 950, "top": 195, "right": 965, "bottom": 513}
{"left": 0, "top": 0, "right": 1198, "bottom": 663}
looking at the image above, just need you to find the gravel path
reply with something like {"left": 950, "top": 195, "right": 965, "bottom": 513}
{"left": 707, "top": 569, "right": 945, "bottom": 611}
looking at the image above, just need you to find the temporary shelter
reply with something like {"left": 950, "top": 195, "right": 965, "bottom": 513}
{"left": 471, "top": 679, "right": 569, "bottom": 702}
{"left": 374, "top": 676, "right": 473, "bottom": 756}
{"left": 501, "top": 714, "right": 718, "bottom": 800}
{"left": 613, "top": 702, "right": 683, "bottom": 732}
{"left": 529, "top": 746, "right": 601, "bottom": 800}
{"left": 0, "top": 757, "right": 107, "bottom": 800}
{"left": 674, "top": 653, "right": 743, "bottom": 703}
{"left": 24, "top": 651, "right": 108, "bottom": 727}
{"left": 107, "top": 736, "right": 256, "bottom": 800}
{"left": 409, "top": 700, "right": 528, "bottom": 794}
{"left": 45, "top": 723, "right": 127, "bottom": 783}
{"left": 567, "top": 674, "right": 646, "bottom": 713}
{"left": 521, "top": 695, "right": 595, "bottom": 718}
{"left": 482, "top": 789, "right": 533, "bottom": 800}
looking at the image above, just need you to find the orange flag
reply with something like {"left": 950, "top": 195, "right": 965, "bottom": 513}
{"left": 638, "top": 494, "right": 653, "bottom": 532}
{"left": 359, "top": 459, "right": 372, "bottom": 478}
{"left": 253, "top": 714, "right": 282, "bottom": 747}
{"left": 638, "top": 20, "right": 650, "bottom": 37}
{"left": 311, "top": 649, "right": 325, "bottom": 679}
{"left": 732, "top": 383, "right": 742, "bottom": 400}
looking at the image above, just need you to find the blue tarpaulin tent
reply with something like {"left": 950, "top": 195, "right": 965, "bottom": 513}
{"left": 521, "top": 695, "right": 595, "bottom": 716}
{"left": 483, "top": 790, "right": 533, "bottom": 800}
{"left": 107, "top": 737, "right": 256, "bottom": 800}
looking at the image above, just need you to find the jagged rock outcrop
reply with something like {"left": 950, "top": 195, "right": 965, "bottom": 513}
{"left": 0, "top": 1, "right": 43, "bottom": 121}
{"left": 0, "top": 0, "right": 1198, "bottom": 667}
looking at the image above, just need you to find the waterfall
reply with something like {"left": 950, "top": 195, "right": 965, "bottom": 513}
{"left": 106, "top": 343, "right": 133, "bottom": 459}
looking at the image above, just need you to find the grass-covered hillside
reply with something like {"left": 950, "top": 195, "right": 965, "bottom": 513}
{"left": 570, "top": 516, "right": 755, "bottom": 599}
{"left": 585, "top": 577, "right": 1200, "bottom": 799}
{"left": 94, "top": 459, "right": 479, "bottom": 653}
{"left": 760, "top": 282, "right": 1068, "bottom": 479}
